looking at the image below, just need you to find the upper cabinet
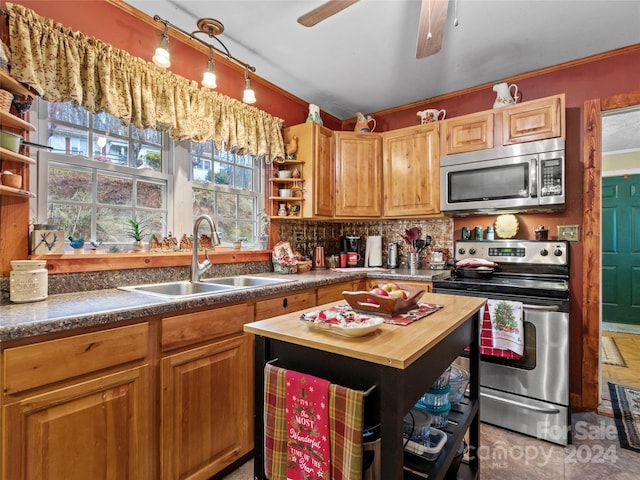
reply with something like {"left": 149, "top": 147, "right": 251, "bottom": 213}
{"left": 279, "top": 122, "right": 333, "bottom": 219}
{"left": 440, "top": 111, "right": 494, "bottom": 156}
{"left": 382, "top": 123, "right": 440, "bottom": 217}
{"left": 440, "top": 93, "right": 565, "bottom": 155}
{"left": 498, "top": 94, "right": 565, "bottom": 145}
{"left": 334, "top": 131, "right": 382, "bottom": 218}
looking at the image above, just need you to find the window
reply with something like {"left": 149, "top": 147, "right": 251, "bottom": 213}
{"left": 37, "top": 100, "right": 168, "bottom": 244}
{"left": 190, "top": 142, "right": 263, "bottom": 244}
{"left": 34, "top": 99, "right": 265, "bottom": 250}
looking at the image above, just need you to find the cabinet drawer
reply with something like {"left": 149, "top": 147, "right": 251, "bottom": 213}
{"left": 3, "top": 323, "right": 149, "bottom": 395}
{"left": 316, "top": 280, "right": 366, "bottom": 305}
{"left": 161, "top": 303, "right": 252, "bottom": 351}
{"left": 254, "top": 291, "right": 315, "bottom": 320}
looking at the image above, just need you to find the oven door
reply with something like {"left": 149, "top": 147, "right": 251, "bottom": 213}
{"left": 480, "top": 303, "right": 569, "bottom": 406}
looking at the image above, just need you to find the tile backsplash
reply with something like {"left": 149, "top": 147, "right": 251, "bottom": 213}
{"left": 277, "top": 218, "right": 454, "bottom": 267}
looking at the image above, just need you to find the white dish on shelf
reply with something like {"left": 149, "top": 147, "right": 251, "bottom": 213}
{"left": 277, "top": 170, "right": 292, "bottom": 178}
{"left": 279, "top": 188, "right": 293, "bottom": 197}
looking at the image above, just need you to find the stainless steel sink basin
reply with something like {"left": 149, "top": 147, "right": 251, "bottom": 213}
{"left": 202, "top": 275, "right": 295, "bottom": 288}
{"left": 119, "top": 280, "right": 238, "bottom": 299}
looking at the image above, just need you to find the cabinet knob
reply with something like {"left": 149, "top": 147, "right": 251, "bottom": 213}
{"left": 283, "top": 298, "right": 288, "bottom": 308}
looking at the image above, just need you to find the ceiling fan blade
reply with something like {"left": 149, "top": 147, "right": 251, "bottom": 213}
{"left": 416, "top": 0, "right": 449, "bottom": 58}
{"left": 297, "top": 0, "right": 359, "bottom": 27}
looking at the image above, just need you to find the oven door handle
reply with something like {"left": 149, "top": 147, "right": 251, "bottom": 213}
{"left": 481, "top": 392, "right": 561, "bottom": 414}
{"left": 523, "top": 303, "right": 560, "bottom": 312}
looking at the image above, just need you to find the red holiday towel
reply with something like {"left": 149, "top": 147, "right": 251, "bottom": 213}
{"left": 465, "top": 304, "right": 524, "bottom": 359}
{"left": 286, "top": 370, "right": 331, "bottom": 479}
{"left": 264, "top": 364, "right": 287, "bottom": 480}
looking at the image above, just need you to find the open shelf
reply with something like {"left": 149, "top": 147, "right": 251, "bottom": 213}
{"left": 403, "top": 398, "right": 479, "bottom": 480}
{"left": 0, "top": 109, "right": 35, "bottom": 131}
{"left": 0, "top": 147, "right": 36, "bottom": 165}
{"left": 0, "top": 70, "right": 34, "bottom": 98}
{"left": 0, "top": 184, "right": 36, "bottom": 198}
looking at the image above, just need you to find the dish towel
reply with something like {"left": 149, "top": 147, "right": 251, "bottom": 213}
{"left": 487, "top": 299, "right": 524, "bottom": 356}
{"left": 264, "top": 364, "right": 364, "bottom": 480}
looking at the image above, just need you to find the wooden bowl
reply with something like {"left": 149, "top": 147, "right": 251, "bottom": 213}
{"left": 342, "top": 284, "right": 426, "bottom": 317}
{"left": 1, "top": 172, "right": 22, "bottom": 189}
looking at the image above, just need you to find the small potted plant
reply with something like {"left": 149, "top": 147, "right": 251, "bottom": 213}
{"left": 126, "top": 217, "right": 148, "bottom": 252}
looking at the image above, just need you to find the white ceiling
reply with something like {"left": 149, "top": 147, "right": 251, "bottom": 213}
{"left": 125, "top": 0, "right": 640, "bottom": 121}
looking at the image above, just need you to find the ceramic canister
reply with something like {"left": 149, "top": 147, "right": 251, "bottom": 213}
{"left": 10, "top": 260, "right": 48, "bottom": 303}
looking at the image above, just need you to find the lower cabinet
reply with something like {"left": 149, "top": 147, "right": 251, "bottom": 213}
{"left": 161, "top": 334, "right": 253, "bottom": 480}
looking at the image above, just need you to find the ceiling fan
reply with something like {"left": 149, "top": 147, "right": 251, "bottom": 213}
{"left": 297, "top": 0, "right": 449, "bottom": 58}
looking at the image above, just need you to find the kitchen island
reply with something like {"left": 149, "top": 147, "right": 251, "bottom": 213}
{"left": 244, "top": 292, "right": 485, "bottom": 480}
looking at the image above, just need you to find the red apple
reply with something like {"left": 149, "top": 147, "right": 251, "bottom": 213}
{"left": 369, "top": 287, "right": 389, "bottom": 297}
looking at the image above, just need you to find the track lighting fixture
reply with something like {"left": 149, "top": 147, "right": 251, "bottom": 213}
{"left": 242, "top": 68, "right": 256, "bottom": 104}
{"left": 152, "top": 15, "right": 256, "bottom": 102}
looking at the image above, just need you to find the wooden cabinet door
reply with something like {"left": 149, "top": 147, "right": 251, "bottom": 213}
{"left": 282, "top": 123, "right": 334, "bottom": 219}
{"left": 334, "top": 132, "right": 382, "bottom": 217}
{"left": 500, "top": 94, "right": 565, "bottom": 145}
{"left": 382, "top": 124, "right": 440, "bottom": 217}
{"left": 440, "top": 111, "right": 493, "bottom": 155}
{"left": 161, "top": 334, "right": 253, "bottom": 480}
{"left": 3, "top": 366, "right": 152, "bottom": 480}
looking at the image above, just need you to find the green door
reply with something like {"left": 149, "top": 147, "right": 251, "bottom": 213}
{"left": 602, "top": 174, "right": 640, "bottom": 325}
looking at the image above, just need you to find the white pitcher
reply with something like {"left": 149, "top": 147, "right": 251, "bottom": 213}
{"left": 306, "top": 104, "right": 323, "bottom": 125}
{"left": 493, "top": 82, "right": 519, "bottom": 108}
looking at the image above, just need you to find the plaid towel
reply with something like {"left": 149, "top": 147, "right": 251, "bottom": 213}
{"left": 264, "top": 364, "right": 364, "bottom": 480}
{"left": 264, "top": 364, "right": 287, "bottom": 480}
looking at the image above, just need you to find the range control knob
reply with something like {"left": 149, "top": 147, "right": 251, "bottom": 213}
{"left": 458, "top": 248, "right": 466, "bottom": 255}
{"left": 539, "top": 249, "right": 549, "bottom": 256}
{"left": 554, "top": 248, "right": 563, "bottom": 257}
{"left": 469, "top": 248, "right": 476, "bottom": 255}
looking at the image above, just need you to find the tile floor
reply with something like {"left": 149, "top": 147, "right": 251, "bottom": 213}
{"left": 221, "top": 412, "right": 639, "bottom": 479}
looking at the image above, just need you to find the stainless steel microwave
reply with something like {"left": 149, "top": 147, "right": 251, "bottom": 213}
{"left": 440, "top": 138, "right": 565, "bottom": 215}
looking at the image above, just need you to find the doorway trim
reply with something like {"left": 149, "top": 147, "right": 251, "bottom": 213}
{"left": 582, "top": 91, "right": 640, "bottom": 409}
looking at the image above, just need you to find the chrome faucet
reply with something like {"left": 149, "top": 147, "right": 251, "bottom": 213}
{"left": 191, "top": 215, "right": 221, "bottom": 283}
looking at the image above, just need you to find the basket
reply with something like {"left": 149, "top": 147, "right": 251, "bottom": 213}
{"left": 296, "top": 260, "right": 312, "bottom": 273}
{"left": 342, "top": 284, "right": 425, "bottom": 317}
{"left": 0, "top": 89, "right": 12, "bottom": 113}
{"left": 273, "top": 262, "right": 297, "bottom": 274}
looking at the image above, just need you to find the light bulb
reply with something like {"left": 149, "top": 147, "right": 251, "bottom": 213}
{"left": 243, "top": 70, "right": 256, "bottom": 104}
{"left": 152, "top": 32, "right": 171, "bottom": 68}
{"left": 201, "top": 54, "right": 217, "bottom": 88}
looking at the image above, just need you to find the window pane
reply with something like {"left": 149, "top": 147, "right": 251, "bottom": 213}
{"left": 133, "top": 126, "right": 162, "bottom": 145}
{"left": 238, "top": 195, "right": 254, "bottom": 220}
{"left": 213, "top": 161, "right": 232, "bottom": 185}
{"left": 193, "top": 188, "right": 215, "bottom": 218}
{"left": 137, "top": 181, "right": 165, "bottom": 209}
{"left": 192, "top": 156, "right": 212, "bottom": 182}
{"left": 135, "top": 144, "right": 162, "bottom": 171}
{"left": 237, "top": 223, "right": 253, "bottom": 242}
{"left": 48, "top": 164, "right": 92, "bottom": 202}
{"left": 235, "top": 166, "right": 253, "bottom": 190}
{"left": 191, "top": 142, "right": 213, "bottom": 157}
{"left": 98, "top": 136, "right": 128, "bottom": 165}
{"left": 48, "top": 123, "right": 89, "bottom": 156}
{"left": 48, "top": 102, "right": 88, "bottom": 127}
{"left": 96, "top": 208, "right": 132, "bottom": 242}
{"left": 93, "top": 111, "right": 127, "bottom": 136}
{"left": 236, "top": 153, "right": 252, "bottom": 167}
{"left": 216, "top": 192, "right": 236, "bottom": 218}
{"left": 49, "top": 203, "right": 92, "bottom": 239}
{"left": 216, "top": 219, "right": 234, "bottom": 244}
{"left": 97, "top": 174, "right": 132, "bottom": 205}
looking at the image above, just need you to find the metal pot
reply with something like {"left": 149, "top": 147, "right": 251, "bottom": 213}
{"left": 455, "top": 266, "right": 494, "bottom": 279}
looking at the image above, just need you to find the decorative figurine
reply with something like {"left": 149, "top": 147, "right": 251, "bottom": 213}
{"left": 306, "top": 104, "right": 323, "bottom": 125}
{"left": 285, "top": 135, "right": 298, "bottom": 159}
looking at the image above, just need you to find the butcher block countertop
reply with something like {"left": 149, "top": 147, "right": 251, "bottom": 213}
{"left": 243, "top": 292, "right": 486, "bottom": 369}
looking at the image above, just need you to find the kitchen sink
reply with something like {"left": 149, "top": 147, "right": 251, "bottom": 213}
{"left": 202, "top": 275, "right": 295, "bottom": 288}
{"left": 119, "top": 280, "right": 239, "bottom": 299}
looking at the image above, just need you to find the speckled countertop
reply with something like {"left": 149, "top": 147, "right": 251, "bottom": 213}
{"left": 0, "top": 268, "right": 451, "bottom": 342}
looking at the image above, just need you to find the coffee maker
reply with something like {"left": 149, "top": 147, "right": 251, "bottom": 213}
{"left": 340, "top": 236, "right": 362, "bottom": 266}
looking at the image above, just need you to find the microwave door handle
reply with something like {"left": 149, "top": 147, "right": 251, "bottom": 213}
{"left": 530, "top": 158, "right": 538, "bottom": 197}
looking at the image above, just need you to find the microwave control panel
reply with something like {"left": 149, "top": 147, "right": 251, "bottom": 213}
{"left": 540, "top": 158, "right": 563, "bottom": 197}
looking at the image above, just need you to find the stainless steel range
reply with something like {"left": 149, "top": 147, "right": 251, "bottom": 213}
{"left": 433, "top": 240, "right": 571, "bottom": 445}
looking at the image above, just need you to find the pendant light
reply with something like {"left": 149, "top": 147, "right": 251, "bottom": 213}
{"left": 201, "top": 47, "right": 217, "bottom": 89}
{"left": 242, "top": 68, "right": 256, "bottom": 104}
{"left": 152, "top": 23, "right": 171, "bottom": 68}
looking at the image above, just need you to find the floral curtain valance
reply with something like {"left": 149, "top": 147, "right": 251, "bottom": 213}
{"left": 6, "top": 3, "right": 285, "bottom": 160}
